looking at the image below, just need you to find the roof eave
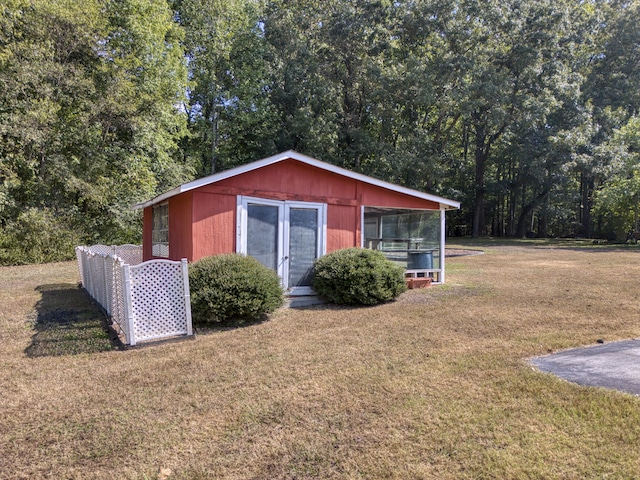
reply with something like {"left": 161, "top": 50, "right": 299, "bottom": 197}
{"left": 131, "top": 185, "right": 183, "bottom": 210}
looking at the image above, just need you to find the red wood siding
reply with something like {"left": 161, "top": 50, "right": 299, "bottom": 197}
{"left": 199, "top": 159, "right": 358, "bottom": 203}
{"left": 142, "top": 207, "right": 153, "bottom": 260}
{"left": 167, "top": 192, "right": 193, "bottom": 261}
{"left": 327, "top": 204, "right": 358, "bottom": 252}
{"left": 142, "top": 157, "right": 443, "bottom": 262}
{"left": 357, "top": 182, "right": 440, "bottom": 210}
{"left": 196, "top": 159, "right": 440, "bottom": 210}
{"left": 191, "top": 191, "right": 236, "bottom": 262}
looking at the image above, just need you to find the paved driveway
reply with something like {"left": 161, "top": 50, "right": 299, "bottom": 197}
{"left": 530, "top": 339, "right": 640, "bottom": 396}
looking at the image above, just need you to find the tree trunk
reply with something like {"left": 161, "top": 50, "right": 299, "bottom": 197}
{"left": 472, "top": 176, "right": 485, "bottom": 237}
{"left": 211, "top": 105, "right": 218, "bottom": 174}
{"left": 580, "top": 171, "right": 593, "bottom": 237}
{"left": 516, "top": 188, "right": 549, "bottom": 237}
{"left": 472, "top": 131, "right": 487, "bottom": 238}
{"left": 538, "top": 197, "right": 549, "bottom": 238}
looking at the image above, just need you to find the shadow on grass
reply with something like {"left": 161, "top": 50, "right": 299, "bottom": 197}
{"left": 25, "top": 283, "right": 121, "bottom": 357}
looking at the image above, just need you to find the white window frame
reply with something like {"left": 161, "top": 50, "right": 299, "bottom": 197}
{"left": 237, "top": 197, "right": 285, "bottom": 275}
{"left": 152, "top": 203, "right": 169, "bottom": 258}
{"left": 361, "top": 205, "right": 447, "bottom": 284}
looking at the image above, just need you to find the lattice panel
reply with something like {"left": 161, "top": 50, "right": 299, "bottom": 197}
{"left": 88, "top": 254, "right": 106, "bottom": 309}
{"left": 104, "top": 257, "right": 114, "bottom": 316}
{"left": 115, "top": 245, "right": 142, "bottom": 266}
{"left": 128, "top": 260, "right": 189, "bottom": 342}
{"left": 98, "top": 256, "right": 109, "bottom": 310}
{"left": 88, "top": 244, "right": 112, "bottom": 255}
{"left": 76, "top": 245, "right": 191, "bottom": 346}
{"left": 75, "top": 247, "right": 86, "bottom": 286}
{"left": 110, "top": 256, "right": 128, "bottom": 341}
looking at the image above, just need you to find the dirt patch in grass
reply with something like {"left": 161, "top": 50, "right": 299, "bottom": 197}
{"left": 2, "top": 246, "right": 640, "bottom": 479}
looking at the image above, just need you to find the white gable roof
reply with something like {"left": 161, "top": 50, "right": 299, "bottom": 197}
{"left": 132, "top": 150, "right": 460, "bottom": 210}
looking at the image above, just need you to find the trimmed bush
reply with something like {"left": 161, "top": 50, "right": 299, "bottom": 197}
{"left": 0, "top": 208, "right": 82, "bottom": 265}
{"left": 313, "top": 247, "right": 407, "bottom": 305}
{"left": 189, "top": 254, "right": 284, "bottom": 325}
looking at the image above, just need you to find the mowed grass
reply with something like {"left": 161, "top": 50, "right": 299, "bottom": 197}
{"left": 2, "top": 242, "right": 640, "bottom": 479}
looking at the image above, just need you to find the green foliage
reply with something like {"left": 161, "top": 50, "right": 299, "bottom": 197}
{"left": 593, "top": 116, "right": 640, "bottom": 240}
{"left": 3, "top": 0, "right": 640, "bottom": 266}
{"left": 0, "top": 0, "right": 192, "bottom": 262}
{"left": 313, "top": 248, "right": 407, "bottom": 306}
{"left": 175, "top": 0, "right": 277, "bottom": 175}
{"left": 0, "top": 208, "right": 81, "bottom": 265}
{"left": 189, "top": 254, "right": 284, "bottom": 325}
{"left": 172, "top": 0, "right": 640, "bottom": 241}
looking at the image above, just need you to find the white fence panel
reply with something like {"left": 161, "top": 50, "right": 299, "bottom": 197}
{"left": 111, "top": 256, "right": 129, "bottom": 342}
{"left": 115, "top": 244, "right": 142, "bottom": 266}
{"left": 75, "top": 245, "right": 192, "bottom": 346}
{"left": 75, "top": 248, "right": 86, "bottom": 287}
{"left": 88, "top": 244, "right": 112, "bottom": 255}
{"left": 123, "top": 259, "right": 192, "bottom": 346}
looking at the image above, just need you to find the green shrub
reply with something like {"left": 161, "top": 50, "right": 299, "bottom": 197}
{"left": 0, "top": 208, "right": 82, "bottom": 265}
{"left": 189, "top": 254, "right": 284, "bottom": 325}
{"left": 313, "top": 247, "right": 407, "bottom": 305}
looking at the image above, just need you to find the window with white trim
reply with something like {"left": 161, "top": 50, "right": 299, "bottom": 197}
{"left": 152, "top": 203, "right": 169, "bottom": 257}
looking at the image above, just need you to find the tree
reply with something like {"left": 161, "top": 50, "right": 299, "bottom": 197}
{"left": 0, "top": 0, "right": 190, "bottom": 263}
{"left": 578, "top": 0, "right": 640, "bottom": 238}
{"left": 593, "top": 116, "right": 640, "bottom": 239}
{"left": 168, "top": 0, "right": 639, "bottom": 241}
{"left": 175, "top": 0, "right": 277, "bottom": 174}
{"left": 385, "top": 0, "right": 590, "bottom": 237}
{"left": 450, "top": 0, "right": 584, "bottom": 236}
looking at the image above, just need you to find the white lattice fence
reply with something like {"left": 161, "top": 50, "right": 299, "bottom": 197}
{"left": 111, "top": 258, "right": 128, "bottom": 342}
{"left": 115, "top": 244, "right": 143, "bottom": 266}
{"left": 75, "top": 245, "right": 192, "bottom": 346}
{"left": 123, "top": 260, "right": 192, "bottom": 344}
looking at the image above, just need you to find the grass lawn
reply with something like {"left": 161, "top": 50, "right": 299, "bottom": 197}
{"left": 2, "top": 241, "right": 640, "bottom": 479}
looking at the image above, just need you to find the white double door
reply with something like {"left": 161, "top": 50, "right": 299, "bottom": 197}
{"left": 237, "top": 197, "right": 326, "bottom": 295}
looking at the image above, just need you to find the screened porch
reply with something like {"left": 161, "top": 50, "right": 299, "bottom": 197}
{"left": 363, "top": 207, "right": 445, "bottom": 283}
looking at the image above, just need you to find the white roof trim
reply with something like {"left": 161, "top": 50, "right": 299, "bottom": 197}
{"left": 132, "top": 150, "right": 461, "bottom": 210}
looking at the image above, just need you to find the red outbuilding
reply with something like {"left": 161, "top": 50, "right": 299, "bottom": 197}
{"left": 133, "top": 150, "right": 460, "bottom": 297}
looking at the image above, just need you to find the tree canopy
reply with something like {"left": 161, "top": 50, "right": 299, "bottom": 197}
{"left": 1, "top": 0, "right": 639, "bottom": 263}
{"left": 0, "top": 0, "right": 192, "bottom": 263}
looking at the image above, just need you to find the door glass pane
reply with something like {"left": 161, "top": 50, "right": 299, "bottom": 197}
{"left": 289, "top": 208, "right": 318, "bottom": 287}
{"left": 247, "top": 204, "right": 279, "bottom": 270}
